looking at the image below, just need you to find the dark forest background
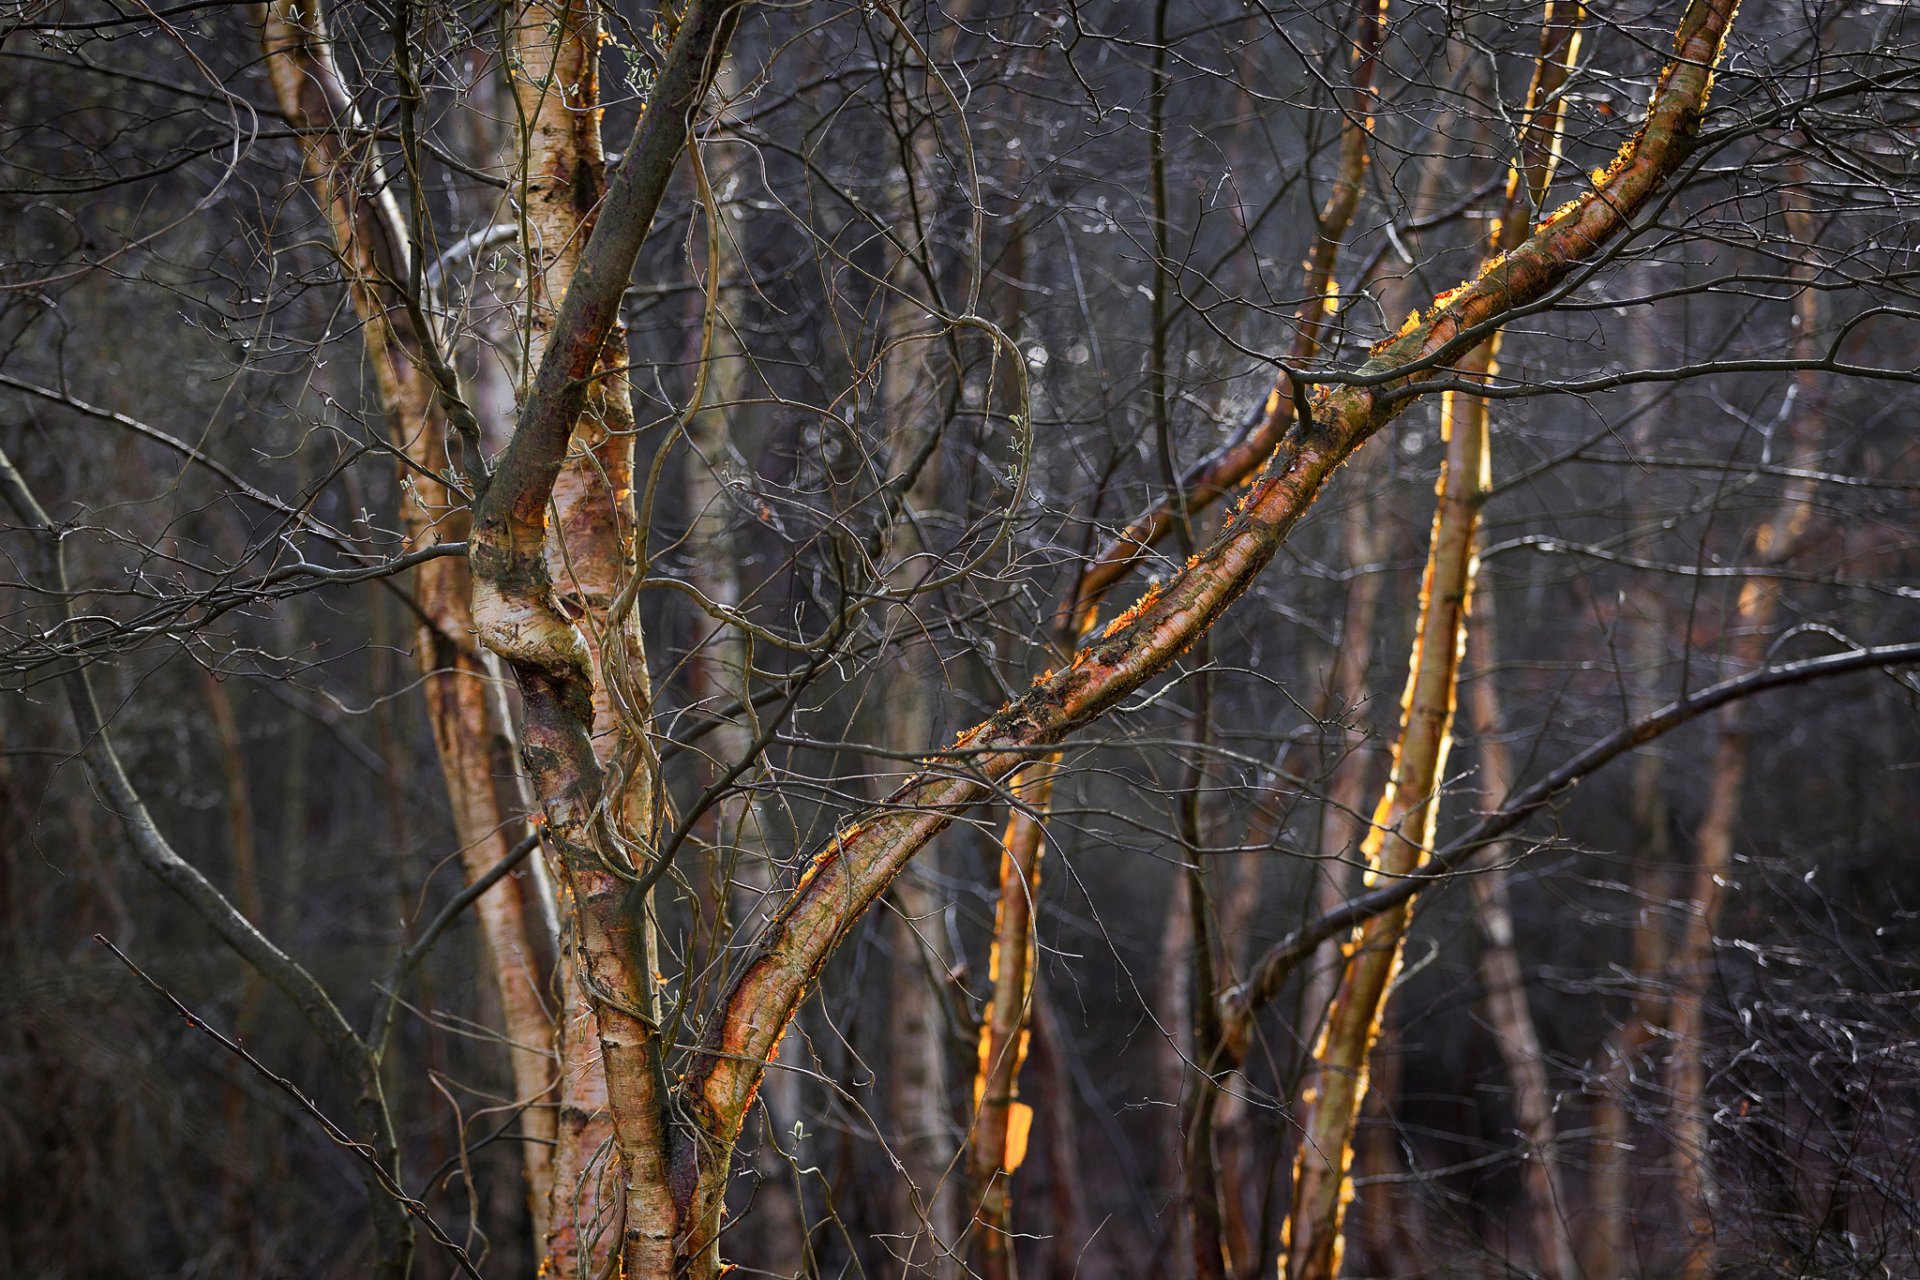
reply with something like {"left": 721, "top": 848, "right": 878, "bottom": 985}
{"left": 3, "top": 0, "right": 1918, "bottom": 1276}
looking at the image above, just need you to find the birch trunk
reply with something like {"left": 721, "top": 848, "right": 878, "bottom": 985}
{"left": 253, "top": 2, "right": 559, "bottom": 1245}
{"left": 474, "top": 5, "right": 1737, "bottom": 1272}
{"left": 968, "top": 8, "right": 1388, "bottom": 1263}
{"left": 1284, "top": 8, "right": 1581, "bottom": 1273}
{"left": 874, "top": 35, "right": 966, "bottom": 1265}
{"left": 1283, "top": 363, "right": 1489, "bottom": 1280}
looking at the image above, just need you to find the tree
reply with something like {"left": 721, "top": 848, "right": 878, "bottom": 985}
{"left": 5, "top": 0, "right": 1920, "bottom": 1277}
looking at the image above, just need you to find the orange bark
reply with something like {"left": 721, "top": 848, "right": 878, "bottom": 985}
{"left": 506, "top": 1, "right": 681, "bottom": 1273}
{"left": 461, "top": 4, "right": 1738, "bottom": 1274}
{"left": 967, "top": 7, "right": 1389, "bottom": 1263}
{"left": 691, "top": 0, "right": 1738, "bottom": 1236}
{"left": 1284, "top": 366, "right": 1489, "bottom": 1280}
{"left": 1285, "top": 8, "right": 1582, "bottom": 1272}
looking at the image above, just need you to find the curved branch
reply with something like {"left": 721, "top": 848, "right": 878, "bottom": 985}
{"left": 685, "top": 0, "right": 1743, "bottom": 1156}
{"left": 1223, "top": 639, "right": 1920, "bottom": 1027}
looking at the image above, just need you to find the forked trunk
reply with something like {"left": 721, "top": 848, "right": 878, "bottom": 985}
{"left": 253, "top": 1, "right": 559, "bottom": 1243}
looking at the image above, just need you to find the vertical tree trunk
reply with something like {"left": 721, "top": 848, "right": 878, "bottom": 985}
{"left": 1029, "top": 986, "right": 1093, "bottom": 1279}
{"left": 1284, "top": 371, "right": 1488, "bottom": 1280}
{"left": 969, "top": 765, "right": 1055, "bottom": 1280}
{"left": 472, "top": 3, "right": 748, "bottom": 1274}
{"left": 1466, "top": 591, "right": 1580, "bottom": 1280}
{"left": 1583, "top": 274, "right": 1681, "bottom": 1279}
{"left": 1667, "top": 179, "right": 1825, "bottom": 1280}
{"left": 1309, "top": 461, "right": 1388, "bottom": 1047}
{"left": 874, "top": 33, "right": 967, "bottom": 1263}
{"left": 253, "top": 2, "right": 559, "bottom": 1247}
{"left": 1173, "top": 666, "right": 1232, "bottom": 1280}
{"left": 1156, "top": 852, "right": 1196, "bottom": 1264}
{"left": 505, "top": 1, "right": 678, "bottom": 1271}
{"left": 1213, "top": 779, "right": 1288, "bottom": 1280}
{"left": 1285, "top": 8, "right": 1580, "bottom": 1272}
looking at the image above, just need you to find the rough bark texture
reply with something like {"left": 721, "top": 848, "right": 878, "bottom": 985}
{"left": 505, "top": 3, "right": 642, "bottom": 1269}
{"left": 474, "top": 3, "right": 747, "bottom": 1275}
{"left": 969, "top": 766, "right": 1056, "bottom": 1280}
{"left": 699, "top": 0, "right": 1733, "bottom": 1229}
{"left": 254, "top": 0, "right": 558, "bottom": 1242}
{"left": 466, "top": 1, "right": 1735, "bottom": 1272}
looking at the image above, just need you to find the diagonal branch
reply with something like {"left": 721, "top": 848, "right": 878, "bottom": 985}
{"left": 686, "top": 0, "right": 1743, "bottom": 1163}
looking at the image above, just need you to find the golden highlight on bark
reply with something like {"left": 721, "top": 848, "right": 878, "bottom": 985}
{"left": 692, "top": 4, "right": 1736, "bottom": 1207}
{"left": 1286, "top": 7, "right": 1587, "bottom": 1276}
{"left": 968, "top": 766, "right": 1056, "bottom": 1280}
{"left": 454, "top": 2, "right": 1741, "bottom": 1274}
{"left": 966, "top": 4, "right": 1393, "bottom": 1265}
{"left": 1284, "top": 378, "right": 1486, "bottom": 1280}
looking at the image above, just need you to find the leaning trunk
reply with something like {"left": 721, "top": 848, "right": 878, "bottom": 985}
{"left": 254, "top": 0, "right": 559, "bottom": 1241}
{"left": 1283, "top": 370, "right": 1488, "bottom": 1280}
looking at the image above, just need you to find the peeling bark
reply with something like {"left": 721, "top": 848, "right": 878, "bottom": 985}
{"left": 474, "top": 3, "right": 747, "bottom": 1275}
{"left": 694, "top": 4, "right": 1736, "bottom": 1263}
{"left": 253, "top": 0, "right": 559, "bottom": 1244}
{"left": 969, "top": 5, "right": 1389, "bottom": 1262}
{"left": 1283, "top": 347, "right": 1490, "bottom": 1280}
{"left": 463, "top": 3, "right": 1736, "bottom": 1273}
{"left": 1282, "top": 9, "right": 1583, "bottom": 1269}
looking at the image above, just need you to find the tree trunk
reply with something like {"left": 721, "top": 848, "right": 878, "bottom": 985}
{"left": 203, "top": 671, "right": 265, "bottom": 1267}
{"left": 874, "top": 38, "right": 966, "bottom": 1265}
{"left": 1466, "top": 590, "right": 1580, "bottom": 1280}
{"left": 253, "top": 2, "right": 559, "bottom": 1247}
{"left": 971, "top": 6, "right": 1388, "bottom": 1262}
{"left": 472, "top": 2, "right": 747, "bottom": 1274}
{"left": 474, "top": 4, "right": 1738, "bottom": 1271}
{"left": 1667, "top": 177, "right": 1826, "bottom": 1280}
{"left": 969, "top": 764, "right": 1057, "bottom": 1280}
{"left": 1283, "top": 366, "right": 1489, "bottom": 1280}
{"left": 1029, "top": 986, "right": 1093, "bottom": 1279}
